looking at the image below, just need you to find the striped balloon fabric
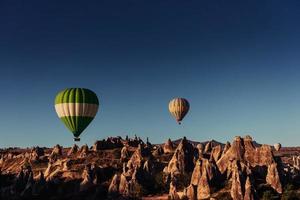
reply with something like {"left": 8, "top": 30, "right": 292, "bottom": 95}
{"left": 168, "top": 98, "right": 190, "bottom": 124}
{"left": 55, "top": 88, "right": 99, "bottom": 141}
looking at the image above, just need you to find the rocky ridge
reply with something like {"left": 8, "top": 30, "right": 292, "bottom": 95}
{"left": 0, "top": 135, "right": 299, "bottom": 199}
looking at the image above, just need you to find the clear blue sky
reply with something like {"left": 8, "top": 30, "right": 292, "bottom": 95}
{"left": 1, "top": 0, "right": 300, "bottom": 147}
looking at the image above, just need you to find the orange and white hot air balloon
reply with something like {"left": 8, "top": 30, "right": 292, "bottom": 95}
{"left": 168, "top": 98, "right": 190, "bottom": 124}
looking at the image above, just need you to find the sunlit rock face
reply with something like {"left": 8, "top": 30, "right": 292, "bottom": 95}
{"left": 79, "top": 144, "right": 89, "bottom": 158}
{"left": 165, "top": 137, "right": 194, "bottom": 178}
{"left": 266, "top": 162, "right": 282, "bottom": 194}
{"left": 164, "top": 138, "right": 175, "bottom": 154}
{"left": 67, "top": 144, "right": 79, "bottom": 156}
{"left": 217, "top": 136, "right": 276, "bottom": 174}
{"left": 120, "top": 145, "right": 130, "bottom": 162}
{"left": 210, "top": 144, "right": 222, "bottom": 162}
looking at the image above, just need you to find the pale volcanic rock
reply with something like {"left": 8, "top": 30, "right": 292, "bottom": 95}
{"left": 266, "top": 162, "right": 282, "bottom": 194}
{"left": 197, "top": 168, "right": 211, "bottom": 199}
{"left": 292, "top": 156, "right": 300, "bottom": 170}
{"left": 191, "top": 160, "right": 202, "bottom": 186}
{"left": 184, "top": 184, "right": 196, "bottom": 200}
{"left": 67, "top": 144, "right": 79, "bottom": 156}
{"left": 251, "top": 145, "right": 274, "bottom": 166}
{"left": 204, "top": 141, "right": 213, "bottom": 154}
{"left": 222, "top": 141, "right": 231, "bottom": 155}
{"left": 202, "top": 158, "right": 217, "bottom": 181}
{"left": 30, "top": 146, "right": 44, "bottom": 161}
{"left": 217, "top": 136, "right": 276, "bottom": 174}
{"left": 128, "top": 170, "right": 142, "bottom": 198}
{"left": 196, "top": 143, "right": 204, "bottom": 158}
{"left": 191, "top": 158, "right": 217, "bottom": 186}
{"left": 0, "top": 135, "right": 288, "bottom": 199}
{"left": 24, "top": 152, "right": 31, "bottom": 159}
{"left": 44, "top": 159, "right": 69, "bottom": 181}
{"left": 166, "top": 137, "right": 194, "bottom": 177}
{"left": 79, "top": 144, "right": 89, "bottom": 158}
{"left": 143, "top": 159, "right": 153, "bottom": 174}
{"left": 35, "top": 171, "right": 46, "bottom": 183}
{"left": 0, "top": 156, "right": 3, "bottom": 166}
{"left": 127, "top": 144, "right": 145, "bottom": 170}
{"left": 80, "top": 165, "right": 94, "bottom": 192}
{"left": 164, "top": 138, "right": 174, "bottom": 154}
{"left": 92, "top": 140, "right": 102, "bottom": 152}
{"left": 119, "top": 173, "right": 129, "bottom": 195}
{"left": 244, "top": 136, "right": 274, "bottom": 167}
{"left": 169, "top": 181, "right": 180, "bottom": 200}
{"left": 50, "top": 144, "right": 63, "bottom": 157}
{"left": 244, "top": 176, "right": 257, "bottom": 200}
{"left": 231, "top": 136, "right": 245, "bottom": 160}
{"left": 167, "top": 151, "right": 181, "bottom": 177}
{"left": 62, "top": 159, "right": 71, "bottom": 171}
{"left": 210, "top": 145, "right": 222, "bottom": 162}
{"left": 230, "top": 161, "right": 244, "bottom": 200}
{"left": 120, "top": 145, "right": 130, "bottom": 162}
{"left": 108, "top": 174, "right": 120, "bottom": 194}
{"left": 44, "top": 162, "right": 54, "bottom": 179}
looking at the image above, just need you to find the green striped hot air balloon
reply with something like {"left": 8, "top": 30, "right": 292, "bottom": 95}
{"left": 54, "top": 88, "right": 99, "bottom": 141}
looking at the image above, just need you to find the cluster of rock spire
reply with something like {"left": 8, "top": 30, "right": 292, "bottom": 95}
{"left": 0, "top": 135, "right": 298, "bottom": 199}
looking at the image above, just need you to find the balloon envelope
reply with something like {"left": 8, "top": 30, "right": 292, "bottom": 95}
{"left": 55, "top": 88, "right": 99, "bottom": 141}
{"left": 168, "top": 98, "right": 190, "bottom": 124}
{"left": 274, "top": 143, "right": 281, "bottom": 151}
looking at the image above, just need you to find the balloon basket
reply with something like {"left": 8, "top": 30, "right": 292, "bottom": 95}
{"left": 74, "top": 138, "right": 80, "bottom": 142}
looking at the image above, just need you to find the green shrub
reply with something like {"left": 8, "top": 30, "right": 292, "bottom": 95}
{"left": 262, "top": 191, "right": 275, "bottom": 200}
{"left": 176, "top": 172, "right": 192, "bottom": 190}
{"left": 281, "top": 184, "right": 300, "bottom": 200}
{"left": 153, "top": 172, "right": 169, "bottom": 194}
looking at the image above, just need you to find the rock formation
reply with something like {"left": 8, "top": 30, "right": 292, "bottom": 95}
{"left": 120, "top": 145, "right": 130, "bottom": 162}
{"left": 80, "top": 165, "right": 94, "bottom": 191}
{"left": 210, "top": 144, "right": 222, "bottom": 162}
{"left": 164, "top": 138, "right": 174, "bottom": 153}
{"left": 169, "top": 181, "right": 180, "bottom": 200}
{"left": 152, "top": 145, "right": 164, "bottom": 157}
{"left": 222, "top": 141, "right": 231, "bottom": 155}
{"left": 92, "top": 137, "right": 123, "bottom": 151}
{"left": 165, "top": 137, "right": 194, "bottom": 178}
{"left": 230, "top": 161, "right": 244, "bottom": 200}
{"left": 51, "top": 144, "right": 62, "bottom": 156}
{"left": 30, "top": 146, "right": 44, "bottom": 162}
{"left": 127, "top": 145, "right": 143, "bottom": 169}
{"left": 244, "top": 176, "right": 257, "bottom": 200}
{"left": 108, "top": 174, "right": 120, "bottom": 194}
{"left": 197, "top": 168, "right": 210, "bottom": 199}
{"left": 196, "top": 143, "right": 204, "bottom": 158}
{"left": 79, "top": 144, "right": 89, "bottom": 158}
{"left": 266, "top": 162, "right": 282, "bottom": 194}
{"left": 184, "top": 184, "right": 196, "bottom": 200}
{"left": 0, "top": 135, "right": 293, "bottom": 199}
{"left": 67, "top": 144, "right": 78, "bottom": 156}
{"left": 204, "top": 141, "right": 213, "bottom": 154}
